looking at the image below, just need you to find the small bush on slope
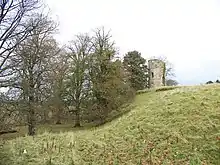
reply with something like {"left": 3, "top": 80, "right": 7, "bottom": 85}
{"left": 1, "top": 84, "right": 220, "bottom": 165}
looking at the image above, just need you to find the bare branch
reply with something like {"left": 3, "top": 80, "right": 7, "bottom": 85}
{"left": 0, "top": 0, "right": 42, "bottom": 86}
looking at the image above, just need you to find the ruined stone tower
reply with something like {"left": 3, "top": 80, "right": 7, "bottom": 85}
{"left": 148, "top": 59, "right": 166, "bottom": 88}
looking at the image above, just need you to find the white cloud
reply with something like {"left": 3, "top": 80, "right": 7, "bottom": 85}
{"left": 45, "top": 0, "right": 220, "bottom": 85}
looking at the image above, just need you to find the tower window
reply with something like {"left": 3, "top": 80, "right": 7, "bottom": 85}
{"left": 151, "top": 72, "right": 154, "bottom": 78}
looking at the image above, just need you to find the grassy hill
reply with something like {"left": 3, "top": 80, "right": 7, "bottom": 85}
{"left": 0, "top": 84, "right": 220, "bottom": 165}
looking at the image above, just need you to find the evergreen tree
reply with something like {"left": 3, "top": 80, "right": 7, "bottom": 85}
{"left": 123, "top": 51, "right": 148, "bottom": 90}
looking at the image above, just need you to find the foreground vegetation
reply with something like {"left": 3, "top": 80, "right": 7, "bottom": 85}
{"left": 0, "top": 84, "right": 220, "bottom": 165}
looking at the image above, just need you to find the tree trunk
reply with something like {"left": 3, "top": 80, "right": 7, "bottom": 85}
{"left": 28, "top": 98, "right": 35, "bottom": 136}
{"left": 56, "top": 108, "right": 62, "bottom": 124}
{"left": 43, "top": 108, "right": 48, "bottom": 124}
{"left": 74, "top": 104, "right": 81, "bottom": 127}
{"left": 27, "top": 74, "right": 36, "bottom": 136}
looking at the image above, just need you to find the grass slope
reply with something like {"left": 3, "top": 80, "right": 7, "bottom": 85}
{"left": 0, "top": 84, "right": 220, "bottom": 165}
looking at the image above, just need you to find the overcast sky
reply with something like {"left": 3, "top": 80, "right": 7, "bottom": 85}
{"left": 44, "top": 0, "right": 220, "bottom": 85}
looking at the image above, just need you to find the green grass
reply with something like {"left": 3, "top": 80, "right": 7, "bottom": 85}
{"left": 136, "top": 85, "right": 181, "bottom": 95}
{"left": 1, "top": 84, "right": 220, "bottom": 165}
{"left": 0, "top": 124, "right": 92, "bottom": 140}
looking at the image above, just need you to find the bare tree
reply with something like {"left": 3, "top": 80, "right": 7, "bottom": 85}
{"left": 48, "top": 49, "right": 69, "bottom": 124}
{"left": 150, "top": 55, "right": 175, "bottom": 78}
{"left": 14, "top": 13, "right": 58, "bottom": 135}
{"left": 0, "top": 0, "right": 42, "bottom": 86}
{"left": 65, "top": 34, "right": 92, "bottom": 127}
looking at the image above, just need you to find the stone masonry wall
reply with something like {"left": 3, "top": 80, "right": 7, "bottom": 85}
{"left": 148, "top": 59, "right": 165, "bottom": 88}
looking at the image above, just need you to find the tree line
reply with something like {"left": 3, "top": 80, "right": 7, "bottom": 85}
{"left": 0, "top": 0, "right": 177, "bottom": 136}
{"left": 206, "top": 79, "right": 220, "bottom": 84}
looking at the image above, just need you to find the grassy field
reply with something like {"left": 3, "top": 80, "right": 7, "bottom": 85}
{"left": 0, "top": 84, "right": 220, "bottom": 165}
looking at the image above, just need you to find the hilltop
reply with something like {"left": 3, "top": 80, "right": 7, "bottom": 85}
{"left": 0, "top": 84, "right": 220, "bottom": 165}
